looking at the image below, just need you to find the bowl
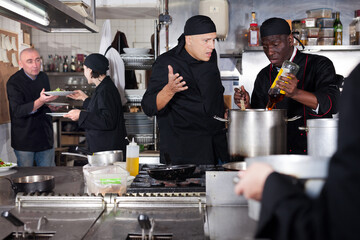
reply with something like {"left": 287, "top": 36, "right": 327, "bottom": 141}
{"left": 123, "top": 48, "right": 150, "bottom": 55}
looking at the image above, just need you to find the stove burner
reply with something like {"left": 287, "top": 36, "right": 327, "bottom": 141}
{"left": 127, "top": 164, "right": 221, "bottom": 193}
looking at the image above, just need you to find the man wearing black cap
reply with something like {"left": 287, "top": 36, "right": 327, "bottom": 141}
{"left": 65, "top": 53, "right": 127, "bottom": 157}
{"left": 142, "top": 15, "right": 230, "bottom": 165}
{"left": 234, "top": 17, "right": 340, "bottom": 154}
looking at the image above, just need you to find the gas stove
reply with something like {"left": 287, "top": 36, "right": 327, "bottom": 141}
{"left": 127, "top": 164, "right": 223, "bottom": 193}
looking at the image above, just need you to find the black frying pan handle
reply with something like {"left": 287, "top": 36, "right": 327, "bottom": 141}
{"left": 1, "top": 211, "right": 24, "bottom": 227}
{"left": 164, "top": 153, "right": 172, "bottom": 167}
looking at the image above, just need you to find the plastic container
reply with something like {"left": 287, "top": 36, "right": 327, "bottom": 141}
{"left": 318, "top": 37, "right": 334, "bottom": 45}
{"left": 307, "top": 27, "right": 320, "bottom": 37}
{"left": 307, "top": 37, "right": 318, "bottom": 46}
{"left": 126, "top": 138, "right": 139, "bottom": 177}
{"left": 319, "top": 28, "right": 334, "bottom": 37}
{"left": 83, "top": 164, "right": 128, "bottom": 195}
{"left": 303, "top": 18, "right": 316, "bottom": 28}
{"left": 316, "top": 18, "right": 335, "bottom": 28}
{"left": 306, "top": 8, "right": 333, "bottom": 18}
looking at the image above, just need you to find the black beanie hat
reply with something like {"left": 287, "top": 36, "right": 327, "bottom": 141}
{"left": 84, "top": 53, "right": 109, "bottom": 74}
{"left": 184, "top": 15, "right": 216, "bottom": 36}
{"left": 260, "top": 17, "right": 291, "bottom": 38}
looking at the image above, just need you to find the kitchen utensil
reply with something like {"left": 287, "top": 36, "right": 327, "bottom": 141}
{"left": 214, "top": 109, "right": 288, "bottom": 160}
{"left": 138, "top": 214, "right": 151, "bottom": 240}
{"left": 222, "top": 161, "right": 247, "bottom": 171}
{"left": 62, "top": 150, "right": 123, "bottom": 166}
{"left": 5, "top": 175, "right": 55, "bottom": 193}
{"left": 299, "top": 118, "right": 338, "bottom": 157}
{"left": 1, "top": 211, "right": 24, "bottom": 227}
{"left": 146, "top": 153, "right": 196, "bottom": 180}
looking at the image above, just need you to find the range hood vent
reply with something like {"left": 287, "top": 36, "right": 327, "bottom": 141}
{"left": 0, "top": 0, "right": 99, "bottom": 33}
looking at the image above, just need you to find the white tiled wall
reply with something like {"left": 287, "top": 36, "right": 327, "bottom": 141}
{"left": 32, "top": 19, "right": 156, "bottom": 61}
{"left": 0, "top": 16, "right": 21, "bottom": 164}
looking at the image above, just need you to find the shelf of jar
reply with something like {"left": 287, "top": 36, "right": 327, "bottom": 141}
{"left": 244, "top": 45, "right": 360, "bottom": 52}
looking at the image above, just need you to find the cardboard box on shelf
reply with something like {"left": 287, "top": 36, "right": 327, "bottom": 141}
{"left": 61, "top": 135, "right": 79, "bottom": 145}
{"left": 23, "top": 32, "right": 30, "bottom": 45}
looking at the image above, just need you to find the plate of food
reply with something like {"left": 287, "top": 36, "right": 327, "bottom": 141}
{"left": 44, "top": 88, "right": 74, "bottom": 96}
{"left": 0, "top": 159, "right": 17, "bottom": 172}
{"left": 46, "top": 112, "right": 69, "bottom": 117}
{"left": 46, "top": 102, "right": 69, "bottom": 107}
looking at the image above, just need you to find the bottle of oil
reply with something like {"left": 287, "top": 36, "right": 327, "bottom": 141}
{"left": 126, "top": 138, "right": 139, "bottom": 177}
{"left": 334, "top": 12, "right": 343, "bottom": 45}
{"left": 266, "top": 60, "right": 300, "bottom": 110}
{"left": 248, "top": 12, "right": 260, "bottom": 47}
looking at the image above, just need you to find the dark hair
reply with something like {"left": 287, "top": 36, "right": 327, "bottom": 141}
{"left": 91, "top": 71, "right": 101, "bottom": 78}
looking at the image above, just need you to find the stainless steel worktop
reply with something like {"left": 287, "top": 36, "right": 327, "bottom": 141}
{"left": 0, "top": 167, "right": 257, "bottom": 239}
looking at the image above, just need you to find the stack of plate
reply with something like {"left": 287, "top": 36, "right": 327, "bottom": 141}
{"left": 124, "top": 113, "right": 154, "bottom": 144}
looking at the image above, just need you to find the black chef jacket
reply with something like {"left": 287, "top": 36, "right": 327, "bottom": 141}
{"left": 255, "top": 63, "right": 360, "bottom": 240}
{"left": 251, "top": 50, "right": 340, "bottom": 154}
{"left": 7, "top": 69, "right": 53, "bottom": 152}
{"left": 141, "top": 45, "right": 230, "bottom": 165}
{"left": 78, "top": 76, "right": 127, "bottom": 157}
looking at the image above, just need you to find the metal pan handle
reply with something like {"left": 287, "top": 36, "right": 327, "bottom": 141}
{"left": 61, "top": 152, "right": 88, "bottom": 158}
{"left": 213, "top": 115, "right": 229, "bottom": 122}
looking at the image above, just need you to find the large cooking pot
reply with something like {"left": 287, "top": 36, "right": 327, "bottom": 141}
{"left": 245, "top": 154, "right": 330, "bottom": 221}
{"left": 61, "top": 150, "right": 123, "bottom": 166}
{"left": 299, "top": 118, "right": 338, "bottom": 157}
{"left": 215, "top": 109, "right": 290, "bottom": 160}
{"left": 222, "top": 161, "right": 247, "bottom": 171}
{"left": 5, "top": 175, "right": 55, "bottom": 193}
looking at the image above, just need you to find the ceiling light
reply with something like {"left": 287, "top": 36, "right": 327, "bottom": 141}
{"left": 0, "top": 0, "right": 49, "bottom": 26}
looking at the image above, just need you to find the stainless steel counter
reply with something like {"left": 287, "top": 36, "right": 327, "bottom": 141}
{"left": 0, "top": 167, "right": 258, "bottom": 239}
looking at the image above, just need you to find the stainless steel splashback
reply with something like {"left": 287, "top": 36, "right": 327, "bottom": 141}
{"left": 160, "top": 0, "right": 359, "bottom": 54}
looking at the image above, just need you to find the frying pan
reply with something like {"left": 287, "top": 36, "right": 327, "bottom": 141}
{"left": 146, "top": 153, "right": 196, "bottom": 181}
{"left": 5, "top": 175, "right": 55, "bottom": 193}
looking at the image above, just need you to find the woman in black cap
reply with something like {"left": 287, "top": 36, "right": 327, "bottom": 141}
{"left": 65, "top": 53, "right": 127, "bottom": 157}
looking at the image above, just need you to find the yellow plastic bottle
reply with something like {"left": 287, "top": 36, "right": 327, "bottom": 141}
{"left": 126, "top": 138, "right": 139, "bottom": 177}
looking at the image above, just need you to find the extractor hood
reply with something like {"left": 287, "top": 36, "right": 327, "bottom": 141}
{"left": 0, "top": 0, "right": 99, "bottom": 33}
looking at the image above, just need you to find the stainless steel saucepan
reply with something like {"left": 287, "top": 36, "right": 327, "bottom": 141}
{"left": 61, "top": 150, "right": 123, "bottom": 166}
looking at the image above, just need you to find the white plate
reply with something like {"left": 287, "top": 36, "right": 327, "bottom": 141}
{"left": 0, "top": 162, "right": 17, "bottom": 172}
{"left": 44, "top": 91, "right": 74, "bottom": 96}
{"left": 46, "top": 112, "right": 69, "bottom": 117}
{"left": 46, "top": 102, "right": 69, "bottom": 107}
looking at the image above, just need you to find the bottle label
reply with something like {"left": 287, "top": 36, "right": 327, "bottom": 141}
{"left": 250, "top": 30, "right": 258, "bottom": 45}
{"left": 270, "top": 68, "right": 287, "bottom": 94}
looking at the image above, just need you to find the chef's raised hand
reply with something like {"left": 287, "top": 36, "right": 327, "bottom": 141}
{"left": 167, "top": 65, "right": 188, "bottom": 94}
{"left": 234, "top": 162, "right": 274, "bottom": 201}
{"left": 67, "top": 90, "right": 88, "bottom": 101}
{"left": 64, "top": 109, "right": 81, "bottom": 121}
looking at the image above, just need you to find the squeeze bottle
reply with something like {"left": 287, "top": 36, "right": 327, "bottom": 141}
{"left": 126, "top": 138, "right": 139, "bottom": 176}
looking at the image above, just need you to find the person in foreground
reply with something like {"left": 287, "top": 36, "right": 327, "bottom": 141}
{"left": 234, "top": 18, "right": 340, "bottom": 154}
{"left": 235, "top": 63, "right": 360, "bottom": 240}
{"left": 141, "top": 15, "right": 229, "bottom": 165}
{"left": 7, "top": 48, "right": 58, "bottom": 166}
{"left": 65, "top": 53, "right": 127, "bottom": 158}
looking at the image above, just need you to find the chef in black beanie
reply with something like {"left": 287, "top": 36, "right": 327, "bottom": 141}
{"left": 142, "top": 15, "right": 230, "bottom": 165}
{"left": 65, "top": 53, "right": 127, "bottom": 157}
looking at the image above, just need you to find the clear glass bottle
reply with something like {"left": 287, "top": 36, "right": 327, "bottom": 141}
{"left": 334, "top": 12, "right": 343, "bottom": 45}
{"left": 248, "top": 12, "right": 260, "bottom": 47}
{"left": 70, "top": 56, "right": 76, "bottom": 72}
{"left": 266, "top": 60, "right": 300, "bottom": 110}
